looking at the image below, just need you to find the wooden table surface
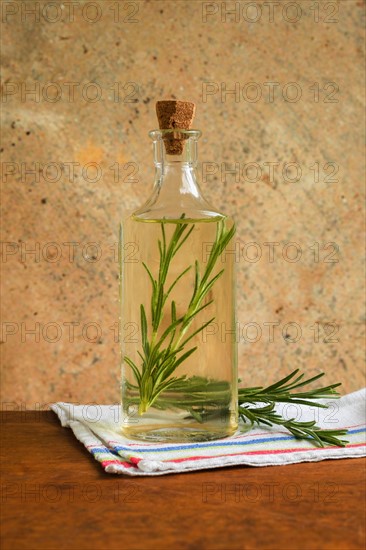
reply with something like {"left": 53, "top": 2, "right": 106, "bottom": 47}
{"left": 1, "top": 412, "right": 365, "bottom": 550}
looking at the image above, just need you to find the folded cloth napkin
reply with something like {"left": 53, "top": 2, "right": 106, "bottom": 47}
{"left": 51, "top": 389, "right": 366, "bottom": 476}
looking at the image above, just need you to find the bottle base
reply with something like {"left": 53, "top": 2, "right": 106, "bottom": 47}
{"left": 121, "top": 424, "right": 238, "bottom": 442}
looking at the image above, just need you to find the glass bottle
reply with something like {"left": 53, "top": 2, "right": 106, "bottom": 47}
{"left": 120, "top": 128, "right": 237, "bottom": 442}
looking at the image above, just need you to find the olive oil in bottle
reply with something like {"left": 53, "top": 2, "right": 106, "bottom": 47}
{"left": 120, "top": 101, "right": 237, "bottom": 442}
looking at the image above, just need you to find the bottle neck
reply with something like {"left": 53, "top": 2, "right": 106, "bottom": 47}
{"left": 156, "top": 161, "right": 200, "bottom": 199}
{"left": 154, "top": 135, "right": 200, "bottom": 197}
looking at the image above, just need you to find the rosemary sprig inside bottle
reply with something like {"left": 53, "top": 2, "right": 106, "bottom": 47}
{"left": 124, "top": 215, "right": 235, "bottom": 414}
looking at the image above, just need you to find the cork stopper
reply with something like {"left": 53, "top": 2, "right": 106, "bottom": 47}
{"left": 156, "top": 100, "right": 196, "bottom": 155}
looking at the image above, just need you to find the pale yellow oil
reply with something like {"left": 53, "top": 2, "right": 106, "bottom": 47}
{"left": 120, "top": 215, "right": 238, "bottom": 442}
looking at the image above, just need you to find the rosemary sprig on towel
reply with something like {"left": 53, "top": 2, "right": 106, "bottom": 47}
{"left": 239, "top": 369, "right": 348, "bottom": 447}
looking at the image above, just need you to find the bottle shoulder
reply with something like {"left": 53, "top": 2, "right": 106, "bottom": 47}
{"left": 129, "top": 187, "right": 230, "bottom": 223}
{"left": 123, "top": 163, "right": 233, "bottom": 223}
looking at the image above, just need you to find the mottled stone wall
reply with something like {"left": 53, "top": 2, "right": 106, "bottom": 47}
{"left": 1, "top": 0, "right": 365, "bottom": 406}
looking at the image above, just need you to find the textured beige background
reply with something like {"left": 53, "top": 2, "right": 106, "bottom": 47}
{"left": 1, "top": 0, "right": 365, "bottom": 407}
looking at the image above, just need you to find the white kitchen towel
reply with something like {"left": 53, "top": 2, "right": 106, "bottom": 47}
{"left": 52, "top": 388, "right": 366, "bottom": 476}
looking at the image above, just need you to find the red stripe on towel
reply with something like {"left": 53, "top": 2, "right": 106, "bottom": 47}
{"left": 167, "top": 442, "right": 366, "bottom": 464}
